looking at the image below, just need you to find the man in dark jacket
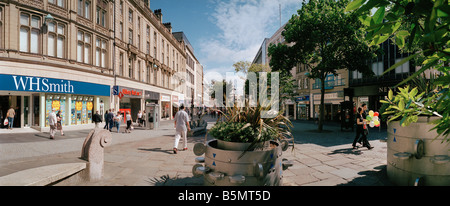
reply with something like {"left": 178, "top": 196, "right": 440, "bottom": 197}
{"left": 93, "top": 111, "right": 102, "bottom": 128}
{"left": 106, "top": 109, "right": 115, "bottom": 132}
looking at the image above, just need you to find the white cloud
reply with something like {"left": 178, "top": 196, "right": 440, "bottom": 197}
{"left": 199, "top": 0, "right": 302, "bottom": 74}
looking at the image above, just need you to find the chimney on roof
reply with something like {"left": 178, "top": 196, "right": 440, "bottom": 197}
{"left": 163, "top": 22, "right": 172, "bottom": 33}
{"left": 154, "top": 9, "right": 162, "bottom": 23}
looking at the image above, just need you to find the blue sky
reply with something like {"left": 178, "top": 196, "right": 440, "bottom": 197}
{"left": 150, "top": 0, "right": 303, "bottom": 78}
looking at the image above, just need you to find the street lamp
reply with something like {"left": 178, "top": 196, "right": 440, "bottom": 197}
{"left": 42, "top": 14, "right": 54, "bottom": 32}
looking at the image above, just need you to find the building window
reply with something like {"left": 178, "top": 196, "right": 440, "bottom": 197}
{"left": 137, "top": 17, "right": 140, "bottom": 29}
{"left": 395, "top": 59, "right": 410, "bottom": 74}
{"left": 119, "top": 22, "right": 123, "bottom": 40}
{"left": 96, "top": 6, "right": 107, "bottom": 27}
{"left": 0, "top": 7, "right": 3, "bottom": 49}
{"left": 128, "top": 9, "right": 133, "bottom": 23}
{"left": 49, "top": 0, "right": 65, "bottom": 8}
{"left": 146, "top": 42, "right": 150, "bottom": 55}
{"left": 119, "top": 1, "right": 123, "bottom": 15}
{"left": 137, "top": 34, "right": 140, "bottom": 49}
{"left": 147, "top": 65, "right": 150, "bottom": 83}
{"left": 77, "top": 30, "right": 91, "bottom": 64}
{"left": 47, "top": 21, "right": 66, "bottom": 58}
{"left": 119, "top": 52, "right": 123, "bottom": 76}
{"left": 128, "top": 58, "right": 133, "bottom": 78}
{"left": 137, "top": 60, "right": 141, "bottom": 81}
{"left": 162, "top": 72, "right": 165, "bottom": 87}
{"left": 20, "top": 13, "right": 41, "bottom": 54}
{"left": 78, "top": 0, "right": 91, "bottom": 19}
{"left": 128, "top": 29, "right": 133, "bottom": 44}
{"left": 95, "top": 38, "right": 107, "bottom": 68}
{"left": 352, "top": 70, "right": 363, "bottom": 80}
{"left": 372, "top": 61, "right": 384, "bottom": 76}
{"left": 154, "top": 67, "right": 158, "bottom": 85}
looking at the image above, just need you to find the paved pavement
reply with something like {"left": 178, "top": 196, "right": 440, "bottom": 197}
{"left": 0, "top": 117, "right": 393, "bottom": 186}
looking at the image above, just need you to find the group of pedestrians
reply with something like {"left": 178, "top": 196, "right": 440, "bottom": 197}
{"left": 48, "top": 109, "right": 64, "bottom": 139}
{"left": 96, "top": 109, "right": 134, "bottom": 133}
{"left": 47, "top": 108, "right": 138, "bottom": 139}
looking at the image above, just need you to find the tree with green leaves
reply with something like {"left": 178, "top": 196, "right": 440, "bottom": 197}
{"left": 268, "top": 0, "right": 376, "bottom": 132}
{"left": 346, "top": 0, "right": 450, "bottom": 141}
{"left": 232, "top": 61, "right": 295, "bottom": 111}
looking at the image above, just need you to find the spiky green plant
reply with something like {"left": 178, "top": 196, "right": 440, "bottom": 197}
{"left": 209, "top": 92, "right": 293, "bottom": 151}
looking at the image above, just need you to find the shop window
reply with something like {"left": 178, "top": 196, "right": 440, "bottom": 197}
{"left": 45, "top": 94, "right": 66, "bottom": 126}
{"left": 71, "top": 96, "right": 93, "bottom": 125}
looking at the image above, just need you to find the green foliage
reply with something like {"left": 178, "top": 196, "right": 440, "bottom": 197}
{"left": 347, "top": 0, "right": 450, "bottom": 142}
{"left": 268, "top": 0, "right": 376, "bottom": 131}
{"left": 208, "top": 95, "right": 293, "bottom": 146}
{"left": 381, "top": 86, "right": 428, "bottom": 126}
{"left": 209, "top": 122, "right": 257, "bottom": 143}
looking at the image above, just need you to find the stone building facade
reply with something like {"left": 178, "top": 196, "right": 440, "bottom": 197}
{"left": 0, "top": 0, "right": 195, "bottom": 130}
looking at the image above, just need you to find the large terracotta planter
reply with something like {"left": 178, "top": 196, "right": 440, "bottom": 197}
{"left": 387, "top": 116, "right": 450, "bottom": 186}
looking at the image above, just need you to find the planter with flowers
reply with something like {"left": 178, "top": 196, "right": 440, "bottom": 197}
{"left": 191, "top": 99, "right": 294, "bottom": 186}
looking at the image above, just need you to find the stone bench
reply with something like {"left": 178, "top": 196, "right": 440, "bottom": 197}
{"left": 0, "top": 163, "right": 86, "bottom": 186}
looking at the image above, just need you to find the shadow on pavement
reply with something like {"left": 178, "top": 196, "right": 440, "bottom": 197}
{"left": 138, "top": 148, "right": 173, "bottom": 154}
{"left": 337, "top": 165, "right": 394, "bottom": 186}
{"left": 328, "top": 148, "right": 363, "bottom": 156}
{"left": 291, "top": 120, "right": 387, "bottom": 148}
{"left": 146, "top": 174, "right": 204, "bottom": 186}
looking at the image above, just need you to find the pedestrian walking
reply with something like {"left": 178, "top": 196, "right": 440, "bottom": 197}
{"left": 173, "top": 105, "right": 191, "bottom": 154}
{"left": 48, "top": 108, "right": 57, "bottom": 139}
{"left": 103, "top": 110, "right": 109, "bottom": 130}
{"left": 137, "top": 110, "right": 143, "bottom": 127}
{"left": 114, "top": 111, "right": 122, "bottom": 133}
{"left": 142, "top": 111, "right": 146, "bottom": 127}
{"left": 125, "top": 111, "right": 133, "bottom": 133}
{"left": 93, "top": 111, "right": 102, "bottom": 128}
{"left": 6, "top": 106, "right": 15, "bottom": 130}
{"left": 107, "top": 109, "right": 114, "bottom": 132}
{"left": 352, "top": 107, "right": 373, "bottom": 150}
{"left": 56, "top": 110, "right": 64, "bottom": 136}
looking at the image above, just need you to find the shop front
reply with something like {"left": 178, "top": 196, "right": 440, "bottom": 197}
{"left": 296, "top": 95, "right": 310, "bottom": 120}
{"left": 117, "top": 86, "right": 143, "bottom": 123}
{"left": 172, "top": 95, "right": 179, "bottom": 119}
{"left": 160, "top": 94, "right": 171, "bottom": 120}
{"left": 312, "top": 91, "right": 344, "bottom": 122}
{"left": 0, "top": 74, "right": 110, "bottom": 130}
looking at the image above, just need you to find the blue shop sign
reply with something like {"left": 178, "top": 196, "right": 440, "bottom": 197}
{"left": 0, "top": 74, "right": 110, "bottom": 96}
{"left": 296, "top": 96, "right": 310, "bottom": 102}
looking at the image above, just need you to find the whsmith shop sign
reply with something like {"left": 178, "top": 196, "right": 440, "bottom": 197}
{"left": 0, "top": 74, "right": 110, "bottom": 96}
